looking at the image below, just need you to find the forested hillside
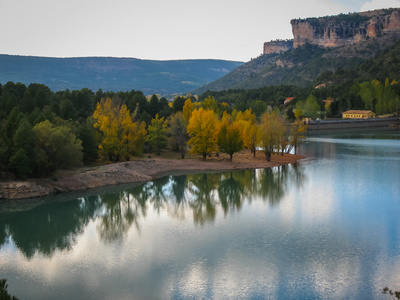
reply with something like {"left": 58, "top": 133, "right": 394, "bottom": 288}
{"left": 197, "top": 41, "right": 400, "bottom": 121}
{"left": 193, "top": 32, "right": 399, "bottom": 95}
{"left": 0, "top": 55, "right": 243, "bottom": 95}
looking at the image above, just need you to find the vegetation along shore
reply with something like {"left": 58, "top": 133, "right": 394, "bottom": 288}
{"left": 0, "top": 82, "right": 310, "bottom": 201}
{"left": 0, "top": 150, "right": 304, "bottom": 200}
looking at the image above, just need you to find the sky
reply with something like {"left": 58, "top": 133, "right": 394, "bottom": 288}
{"left": 1, "top": 0, "right": 400, "bottom": 62}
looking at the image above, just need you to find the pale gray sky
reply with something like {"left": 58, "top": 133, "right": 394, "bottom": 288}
{"left": 1, "top": 0, "right": 399, "bottom": 61}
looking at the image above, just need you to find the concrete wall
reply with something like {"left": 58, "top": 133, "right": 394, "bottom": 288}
{"left": 307, "top": 117, "right": 399, "bottom": 131}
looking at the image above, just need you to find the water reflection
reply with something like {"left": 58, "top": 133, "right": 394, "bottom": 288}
{"left": 97, "top": 192, "right": 142, "bottom": 243}
{"left": 0, "top": 164, "right": 305, "bottom": 256}
{"left": 0, "top": 195, "right": 101, "bottom": 258}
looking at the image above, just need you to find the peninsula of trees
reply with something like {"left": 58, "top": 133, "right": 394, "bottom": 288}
{"left": 0, "top": 82, "right": 311, "bottom": 180}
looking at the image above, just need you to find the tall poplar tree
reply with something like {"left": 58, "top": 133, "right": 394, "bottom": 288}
{"left": 147, "top": 114, "right": 168, "bottom": 155}
{"left": 187, "top": 108, "right": 218, "bottom": 159}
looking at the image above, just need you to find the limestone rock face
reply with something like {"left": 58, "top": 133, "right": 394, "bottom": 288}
{"left": 263, "top": 40, "right": 293, "bottom": 55}
{"left": 290, "top": 9, "right": 400, "bottom": 48}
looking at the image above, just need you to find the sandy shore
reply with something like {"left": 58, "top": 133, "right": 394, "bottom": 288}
{"left": 0, "top": 150, "right": 304, "bottom": 200}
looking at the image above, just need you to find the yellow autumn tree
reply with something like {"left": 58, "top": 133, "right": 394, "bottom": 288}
{"left": 234, "top": 109, "right": 258, "bottom": 157}
{"left": 217, "top": 119, "right": 244, "bottom": 161}
{"left": 187, "top": 108, "right": 218, "bottom": 159}
{"left": 182, "top": 98, "right": 194, "bottom": 123}
{"left": 202, "top": 96, "right": 218, "bottom": 112}
{"left": 258, "top": 112, "right": 286, "bottom": 161}
{"left": 289, "top": 120, "right": 308, "bottom": 155}
{"left": 93, "top": 98, "right": 147, "bottom": 162}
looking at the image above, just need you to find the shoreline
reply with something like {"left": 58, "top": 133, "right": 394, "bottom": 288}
{"left": 0, "top": 151, "right": 304, "bottom": 200}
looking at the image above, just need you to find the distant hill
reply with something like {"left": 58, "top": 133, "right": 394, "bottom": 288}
{"left": 192, "top": 8, "right": 400, "bottom": 95}
{"left": 0, "top": 55, "right": 243, "bottom": 95}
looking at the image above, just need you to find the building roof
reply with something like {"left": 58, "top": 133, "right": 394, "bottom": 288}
{"left": 342, "top": 110, "right": 374, "bottom": 114}
{"left": 284, "top": 97, "right": 295, "bottom": 105}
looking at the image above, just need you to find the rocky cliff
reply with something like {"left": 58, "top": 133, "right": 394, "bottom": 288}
{"left": 291, "top": 8, "right": 400, "bottom": 48}
{"left": 263, "top": 40, "right": 293, "bottom": 54}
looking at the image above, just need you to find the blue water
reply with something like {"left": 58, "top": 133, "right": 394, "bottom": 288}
{"left": 0, "top": 129, "right": 399, "bottom": 299}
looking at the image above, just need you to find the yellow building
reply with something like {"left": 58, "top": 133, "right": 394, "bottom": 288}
{"left": 342, "top": 110, "right": 376, "bottom": 119}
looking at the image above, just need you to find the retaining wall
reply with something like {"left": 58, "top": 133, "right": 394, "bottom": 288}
{"left": 307, "top": 117, "right": 400, "bottom": 131}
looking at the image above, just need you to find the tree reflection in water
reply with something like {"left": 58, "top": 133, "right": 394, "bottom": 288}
{"left": 97, "top": 191, "right": 142, "bottom": 243}
{"left": 0, "top": 164, "right": 305, "bottom": 256}
{"left": 218, "top": 172, "right": 245, "bottom": 216}
{"left": 186, "top": 173, "right": 220, "bottom": 225}
{"left": 0, "top": 195, "right": 101, "bottom": 258}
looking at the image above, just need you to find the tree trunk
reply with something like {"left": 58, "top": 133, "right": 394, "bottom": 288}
{"left": 203, "top": 153, "right": 207, "bottom": 159}
{"left": 229, "top": 154, "right": 233, "bottom": 161}
{"left": 265, "top": 151, "right": 271, "bottom": 161}
{"left": 180, "top": 146, "right": 185, "bottom": 159}
{"left": 253, "top": 147, "right": 256, "bottom": 157}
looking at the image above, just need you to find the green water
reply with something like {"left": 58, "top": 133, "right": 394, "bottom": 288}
{"left": 1, "top": 129, "right": 399, "bottom": 299}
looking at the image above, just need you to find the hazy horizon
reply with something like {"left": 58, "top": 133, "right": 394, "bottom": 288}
{"left": 1, "top": 0, "right": 400, "bottom": 62}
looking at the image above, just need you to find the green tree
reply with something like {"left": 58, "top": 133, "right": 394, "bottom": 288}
{"left": 5, "top": 107, "right": 24, "bottom": 140}
{"left": 77, "top": 118, "right": 99, "bottom": 163}
{"left": 158, "top": 97, "right": 173, "bottom": 118}
{"left": 0, "top": 279, "right": 19, "bottom": 300}
{"left": 8, "top": 148, "right": 31, "bottom": 178}
{"left": 303, "top": 94, "right": 320, "bottom": 119}
{"left": 33, "top": 120, "right": 83, "bottom": 175}
{"left": 217, "top": 122, "right": 244, "bottom": 161}
{"left": 148, "top": 94, "right": 160, "bottom": 118}
{"left": 202, "top": 96, "right": 218, "bottom": 112}
{"left": 147, "top": 114, "right": 168, "bottom": 155}
{"left": 0, "top": 127, "right": 9, "bottom": 173}
{"left": 169, "top": 112, "right": 188, "bottom": 159}
{"left": 249, "top": 100, "right": 268, "bottom": 118}
{"left": 172, "top": 96, "right": 187, "bottom": 112}
{"left": 0, "top": 82, "right": 26, "bottom": 115}
{"left": 11, "top": 118, "right": 36, "bottom": 175}
{"left": 127, "top": 91, "right": 147, "bottom": 115}
{"left": 59, "top": 98, "right": 77, "bottom": 120}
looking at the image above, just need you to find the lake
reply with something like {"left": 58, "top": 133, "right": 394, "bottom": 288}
{"left": 1, "top": 129, "right": 399, "bottom": 299}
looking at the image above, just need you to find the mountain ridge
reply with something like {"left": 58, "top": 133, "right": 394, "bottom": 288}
{"left": 0, "top": 54, "right": 243, "bottom": 95}
{"left": 192, "top": 8, "right": 400, "bottom": 95}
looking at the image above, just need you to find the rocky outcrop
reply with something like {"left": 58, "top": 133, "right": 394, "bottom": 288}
{"left": 263, "top": 40, "right": 293, "bottom": 55}
{"left": 291, "top": 8, "right": 400, "bottom": 48}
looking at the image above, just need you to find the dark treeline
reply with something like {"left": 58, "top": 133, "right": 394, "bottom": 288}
{"left": 0, "top": 82, "right": 196, "bottom": 179}
{"left": 200, "top": 76, "right": 400, "bottom": 121}
{"left": 200, "top": 40, "right": 400, "bottom": 119}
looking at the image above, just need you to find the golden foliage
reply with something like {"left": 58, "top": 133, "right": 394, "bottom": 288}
{"left": 258, "top": 113, "right": 286, "bottom": 161}
{"left": 187, "top": 108, "right": 218, "bottom": 159}
{"left": 93, "top": 98, "right": 147, "bottom": 161}
{"left": 182, "top": 98, "right": 194, "bottom": 123}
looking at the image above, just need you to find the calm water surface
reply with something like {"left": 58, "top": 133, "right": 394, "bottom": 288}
{"left": 1, "top": 129, "right": 400, "bottom": 299}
